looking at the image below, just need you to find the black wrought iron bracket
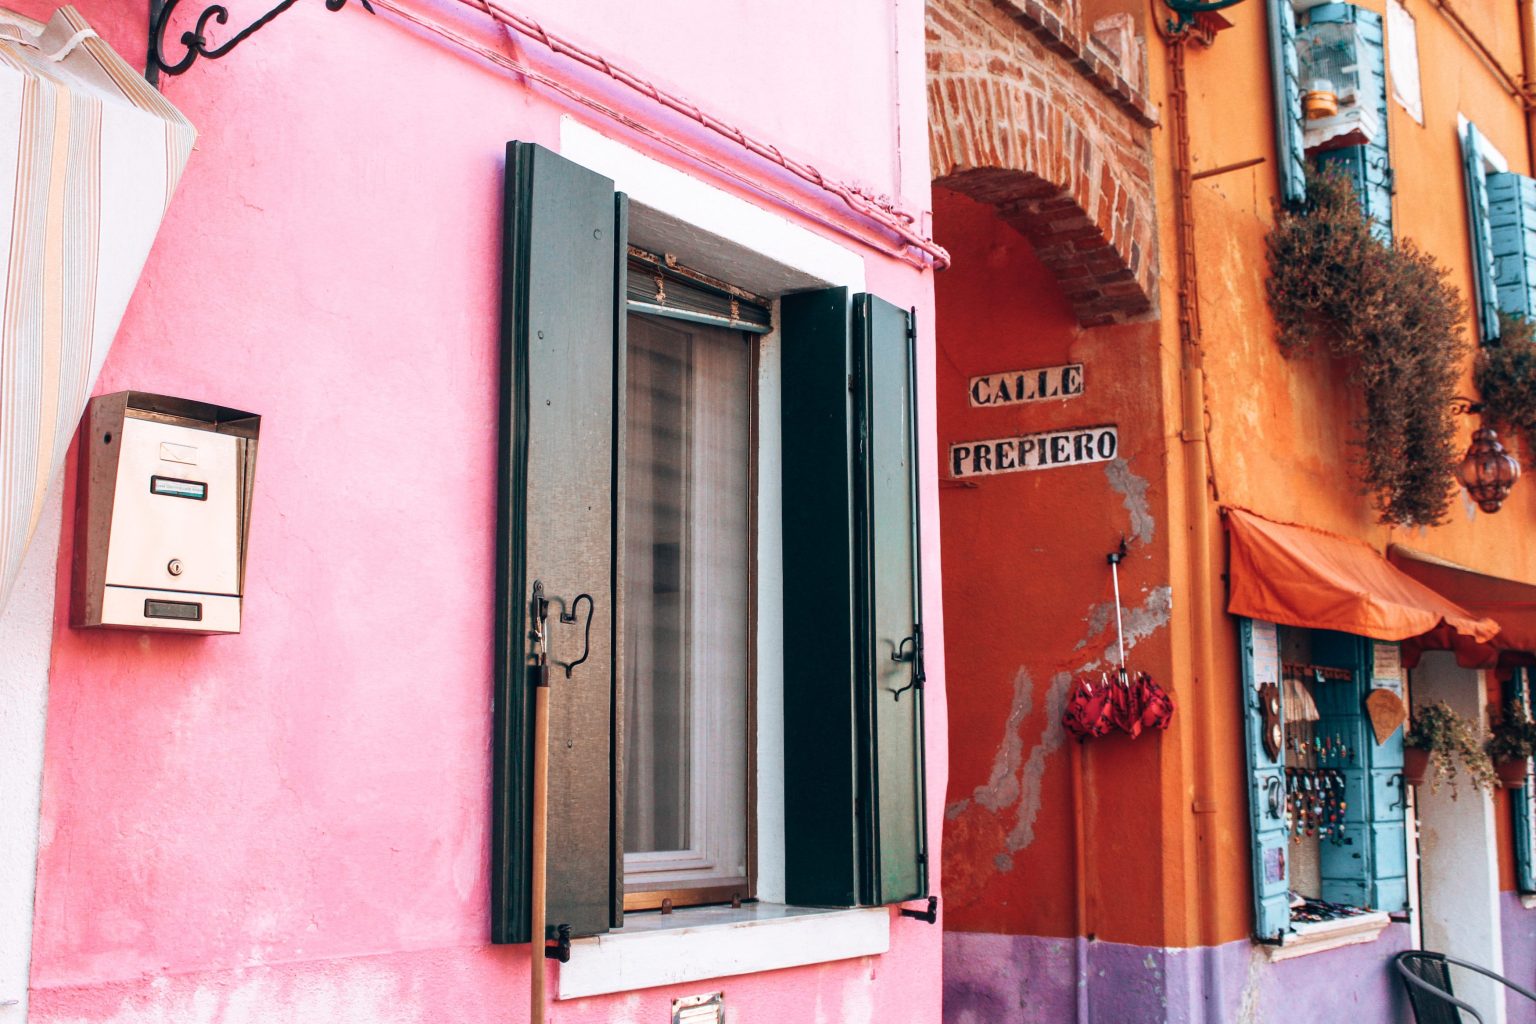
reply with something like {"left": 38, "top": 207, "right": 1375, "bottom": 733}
{"left": 147, "top": 0, "right": 374, "bottom": 85}
{"left": 1162, "top": 0, "right": 1247, "bottom": 39}
{"left": 899, "top": 896, "right": 939, "bottom": 924}
{"left": 1450, "top": 396, "right": 1486, "bottom": 416}
{"left": 544, "top": 923, "right": 572, "bottom": 962}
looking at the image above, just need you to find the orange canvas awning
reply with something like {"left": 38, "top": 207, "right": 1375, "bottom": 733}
{"left": 1389, "top": 546, "right": 1536, "bottom": 656}
{"left": 1224, "top": 509, "right": 1500, "bottom": 643}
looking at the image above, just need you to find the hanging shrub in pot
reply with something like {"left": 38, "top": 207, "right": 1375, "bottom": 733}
{"left": 1266, "top": 169, "right": 1467, "bottom": 526}
{"left": 1404, "top": 701, "right": 1496, "bottom": 794}
{"left": 1486, "top": 699, "right": 1536, "bottom": 789}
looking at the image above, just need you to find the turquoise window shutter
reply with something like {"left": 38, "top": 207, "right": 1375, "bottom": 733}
{"left": 1240, "top": 618, "right": 1293, "bottom": 940}
{"left": 1486, "top": 172, "right": 1536, "bottom": 320}
{"left": 1311, "top": 632, "right": 1372, "bottom": 907}
{"left": 1464, "top": 123, "right": 1503, "bottom": 343}
{"left": 1268, "top": 0, "right": 1307, "bottom": 206}
{"left": 781, "top": 291, "right": 929, "bottom": 907}
{"left": 1365, "top": 643, "right": 1410, "bottom": 913}
{"left": 1512, "top": 669, "right": 1535, "bottom": 893}
{"left": 1309, "top": 5, "right": 1392, "bottom": 239}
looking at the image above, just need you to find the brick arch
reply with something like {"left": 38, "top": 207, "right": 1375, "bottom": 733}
{"left": 927, "top": 0, "right": 1158, "bottom": 326}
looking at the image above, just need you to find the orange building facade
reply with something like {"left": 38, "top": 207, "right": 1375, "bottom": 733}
{"left": 930, "top": 0, "right": 1536, "bottom": 1017}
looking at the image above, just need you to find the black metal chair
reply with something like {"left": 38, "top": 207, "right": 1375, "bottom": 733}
{"left": 1395, "top": 950, "right": 1536, "bottom": 1023}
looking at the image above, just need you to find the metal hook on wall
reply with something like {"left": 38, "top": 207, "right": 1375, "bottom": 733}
{"left": 557, "top": 593, "right": 594, "bottom": 679}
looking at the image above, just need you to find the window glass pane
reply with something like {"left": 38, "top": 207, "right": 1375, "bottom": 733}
{"left": 623, "top": 314, "right": 751, "bottom": 893}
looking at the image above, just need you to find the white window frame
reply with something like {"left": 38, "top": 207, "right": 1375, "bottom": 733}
{"left": 554, "top": 119, "right": 889, "bottom": 998}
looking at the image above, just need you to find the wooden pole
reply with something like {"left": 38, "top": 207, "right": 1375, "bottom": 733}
{"left": 530, "top": 682, "right": 550, "bottom": 1023}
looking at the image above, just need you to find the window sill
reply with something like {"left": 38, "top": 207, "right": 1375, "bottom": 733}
{"left": 1262, "top": 910, "right": 1392, "bottom": 962}
{"left": 556, "top": 903, "right": 891, "bottom": 999}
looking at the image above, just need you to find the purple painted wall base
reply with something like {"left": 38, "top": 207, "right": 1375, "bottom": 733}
{"left": 945, "top": 925, "right": 1412, "bottom": 1023}
{"left": 1505, "top": 891, "right": 1536, "bottom": 1024}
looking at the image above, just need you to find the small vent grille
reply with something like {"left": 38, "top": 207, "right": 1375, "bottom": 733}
{"left": 671, "top": 991, "right": 724, "bottom": 1024}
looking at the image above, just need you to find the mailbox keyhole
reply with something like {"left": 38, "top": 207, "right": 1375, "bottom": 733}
{"left": 167, "top": 559, "right": 183, "bottom": 577}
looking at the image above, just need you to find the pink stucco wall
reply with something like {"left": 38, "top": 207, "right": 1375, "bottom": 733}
{"left": 20, "top": 1, "right": 946, "bottom": 1019}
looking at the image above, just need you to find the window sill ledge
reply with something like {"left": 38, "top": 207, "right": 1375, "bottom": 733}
{"left": 557, "top": 903, "right": 891, "bottom": 999}
{"left": 1262, "top": 911, "right": 1392, "bottom": 962}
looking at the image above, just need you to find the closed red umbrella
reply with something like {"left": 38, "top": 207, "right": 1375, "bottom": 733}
{"left": 1133, "top": 672, "right": 1174, "bottom": 731}
{"left": 1064, "top": 671, "right": 1116, "bottom": 740}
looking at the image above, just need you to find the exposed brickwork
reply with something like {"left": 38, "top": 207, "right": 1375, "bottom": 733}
{"left": 928, "top": 0, "right": 1159, "bottom": 325}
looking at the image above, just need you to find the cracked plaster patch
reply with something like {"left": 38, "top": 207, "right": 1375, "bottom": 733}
{"left": 948, "top": 586, "right": 1175, "bottom": 856}
{"left": 1105, "top": 458, "right": 1155, "bottom": 545}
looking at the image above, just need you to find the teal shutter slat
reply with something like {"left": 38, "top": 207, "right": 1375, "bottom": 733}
{"left": 1312, "top": 632, "right": 1372, "bottom": 907}
{"left": 1268, "top": 0, "right": 1307, "bottom": 205}
{"left": 1308, "top": 5, "right": 1392, "bottom": 238}
{"left": 492, "top": 141, "right": 623, "bottom": 943}
{"left": 853, "top": 295, "right": 928, "bottom": 905}
{"left": 782, "top": 288, "right": 860, "bottom": 906}
{"left": 1512, "top": 669, "right": 1535, "bottom": 893}
{"left": 1464, "top": 123, "right": 1503, "bottom": 343}
{"left": 1486, "top": 172, "right": 1536, "bottom": 319}
{"left": 1367, "top": 642, "right": 1409, "bottom": 912}
{"left": 782, "top": 290, "right": 928, "bottom": 908}
{"left": 1240, "top": 618, "right": 1292, "bottom": 940}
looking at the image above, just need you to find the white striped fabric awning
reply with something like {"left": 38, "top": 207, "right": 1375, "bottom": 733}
{"left": 0, "top": 6, "right": 194, "bottom": 614}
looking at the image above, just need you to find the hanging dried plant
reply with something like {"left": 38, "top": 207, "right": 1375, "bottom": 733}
{"left": 1266, "top": 169, "right": 1467, "bottom": 526}
{"left": 1475, "top": 313, "right": 1536, "bottom": 466}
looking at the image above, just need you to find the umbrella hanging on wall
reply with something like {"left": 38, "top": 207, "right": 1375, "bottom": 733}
{"left": 1064, "top": 542, "right": 1175, "bottom": 740}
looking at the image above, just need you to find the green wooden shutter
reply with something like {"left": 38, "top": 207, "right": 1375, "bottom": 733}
{"left": 1512, "top": 669, "right": 1536, "bottom": 893}
{"left": 1268, "top": 0, "right": 1307, "bottom": 206}
{"left": 1464, "top": 123, "right": 1503, "bottom": 344}
{"left": 780, "top": 287, "right": 859, "bottom": 907}
{"left": 1240, "top": 617, "right": 1292, "bottom": 940}
{"left": 781, "top": 290, "right": 928, "bottom": 907}
{"left": 1311, "top": 5, "right": 1392, "bottom": 239}
{"left": 492, "top": 141, "right": 625, "bottom": 944}
{"left": 1486, "top": 173, "right": 1536, "bottom": 320}
{"left": 853, "top": 295, "right": 928, "bottom": 905}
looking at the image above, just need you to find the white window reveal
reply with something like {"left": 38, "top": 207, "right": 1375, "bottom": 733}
{"left": 1386, "top": 0, "right": 1423, "bottom": 125}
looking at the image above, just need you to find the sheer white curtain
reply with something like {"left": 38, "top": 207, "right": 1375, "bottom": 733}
{"left": 624, "top": 314, "right": 750, "bottom": 895}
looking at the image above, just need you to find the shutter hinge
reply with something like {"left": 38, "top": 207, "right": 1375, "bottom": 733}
{"left": 848, "top": 373, "right": 856, "bottom": 393}
{"left": 906, "top": 307, "right": 917, "bottom": 346}
{"left": 543, "top": 923, "right": 572, "bottom": 961}
{"left": 899, "top": 896, "right": 938, "bottom": 924}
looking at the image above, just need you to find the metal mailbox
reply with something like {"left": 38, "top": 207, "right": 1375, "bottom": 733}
{"left": 72, "top": 392, "right": 259, "bottom": 634}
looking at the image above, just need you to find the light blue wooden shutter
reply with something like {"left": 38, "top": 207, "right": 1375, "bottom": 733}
{"left": 1310, "top": 5, "right": 1392, "bottom": 239}
{"left": 1366, "top": 642, "right": 1410, "bottom": 912}
{"left": 1240, "top": 618, "right": 1292, "bottom": 940}
{"left": 1464, "top": 123, "right": 1503, "bottom": 343}
{"left": 1268, "top": 0, "right": 1307, "bottom": 206}
{"left": 1486, "top": 172, "right": 1536, "bottom": 320}
{"left": 1512, "top": 669, "right": 1535, "bottom": 893}
{"left": 1312, "top": 632, "right": 1372, "bottom": 907}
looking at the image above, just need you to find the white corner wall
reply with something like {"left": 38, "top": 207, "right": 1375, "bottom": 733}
{"left": 1415, "top": 651, "right": 1506, "bottom": 1024}
{"left": 0, "top": 480, "right": 62, "bottom": 1022}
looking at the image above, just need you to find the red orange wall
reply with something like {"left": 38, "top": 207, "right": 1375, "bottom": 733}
{"left": 936, "top": 186, "right": 1184, "bottom": 946}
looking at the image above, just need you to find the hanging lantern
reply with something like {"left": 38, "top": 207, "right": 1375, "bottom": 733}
{"left": 1454, "top": 427, "right": 1521, "bottom": 513}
